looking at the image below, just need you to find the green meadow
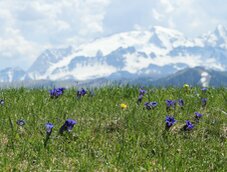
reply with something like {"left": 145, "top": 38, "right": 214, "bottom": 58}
{"left": 0, "top": 86, "right": 226, "bottom": 171}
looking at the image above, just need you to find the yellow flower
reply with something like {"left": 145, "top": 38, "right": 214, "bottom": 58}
{"left": 183, "top": 84, "right": 190, "bottom": 93}
{"left": 183, "top": 84, "right": 189, "bottom": 89}
{"left": 120, "top": 103, "right": 127, "bottom": 109}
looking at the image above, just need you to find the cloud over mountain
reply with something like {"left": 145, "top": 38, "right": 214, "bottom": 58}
{"left": 0, "top": 0, "right": 227, "bottom": 70}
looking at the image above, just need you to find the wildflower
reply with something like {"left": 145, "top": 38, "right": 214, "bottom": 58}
{"left": 137, "top": 95, "right": 143, "bottom": 104}
{"left": 194, "top": 112, "right": 203, "bottom": 122}
{"left": 165, "top": 100, "right": 176, "bottom": 111}
{"left": 201, "top": 98, "right": 207, "bottom": 107}
{"left": 183, "top": 84, "right": 190, "bottom": 88}
{"left": 16, "top": 119, "right": 26, "bottom": 126}
{"left": 45, "top": 122, "right": 54, "bottom": 135}
{"left": 150, "top": 101, "right": 158, "bottom": 108}
{"left": 44, "top": 122, "right": 54, "bottom": 147}
{"left": 195, "top": 112, "right": 203, "bottom": 119}
{"left": 165, "top": 116, "right": 177, "bottom": 130}
{"left": 144, "top": 102, "right": 158, "bottom": 110}
{"left": 0, "top": 99, "right": 4, "bottom": 106}
{"left": 139, "top": 88, "right": 146, "bottom": 96}
{"left": 201, "top": 87, "right": 207, "bottom": 93}
{"left": 77, "top": 88, "right": 87, "bottom": 98}
{"left": 178, "top": 99, "right": 184, "bottom": 107}
{"left": 166, "top": 100, "right": 176, "bottom": 107}
{"left": 49, "top": 87, "right": 65, "bottom": 98}
{"left": 59, "top": 119, "right": 77, "bottom": 134}
{"left": 137, "top": 88, "right": 146, "bottom": 104}
{"left": 120, "top": 103, "right": 127, "bottom": 109}
{"left": 183, "top": 84, "right": 190, "bottom": 93}
{"left": 58, "top": 87, "right": 66, "bottom": 93}
{"left": 183, "top": 120, "right": 194, "bottom": 131}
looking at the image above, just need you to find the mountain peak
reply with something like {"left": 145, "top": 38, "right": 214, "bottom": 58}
{"left": 214, "top": 24, "right": 227, "bottom": 37}
{"left": 201, "top": 24, "right": 227, "bottom": 48}
{"left": 150, "top": 26, "right": 183, "bottom": 37}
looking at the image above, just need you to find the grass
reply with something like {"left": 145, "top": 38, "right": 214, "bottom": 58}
{"left": 0, "top": 86, "right": 226, "bottom": 171}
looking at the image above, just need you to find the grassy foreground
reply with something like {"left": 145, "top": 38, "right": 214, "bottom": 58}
{"left": 0, "top": 86, "right": 226, "bottom": 171}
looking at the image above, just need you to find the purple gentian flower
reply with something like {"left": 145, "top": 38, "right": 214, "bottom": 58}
{"left": 137, "top": 95, "right": 143, "bottom": 104}
{"left": 144, "top": 102, "right": 158, "bottom": 110}
{"left": 59, "top": 119, "right": 77, "bottom": 134}
{"left": 165, "top": 100, "right": 176, "bottom": 111}
{"left": 194, "top": 112, "right": 203, "bottom": 122}
{"left": 45, "top": 122, "right": 54, "bottom": 135}
{"left": 183, "top": 120, "right": 194, "bottom": 131}
{"left": 139, "top": 88, "right": 146, "bottom": 96}
{"left": 150, "top": 101, "right": 158, "bottom": 108}
{"left": 77, "top": 88, "right": 87, "bottom": 98}
{"left": 165, "top": 116, "right": 177, "bottom": 130}
{"left": 0, "top": 99, "right": 4, "bottom": 106}
{"left": 165, "top": 100, "right": 176, "bottom": 107}
{"left": 178, "top": 99, "right": 184, "bottom": 107}
{"left": 201, "top": 87, "right": 207, "bottom": 93}
{"left": 17, "top": 119, "right": 26, "bottom": 126}
{"left": 195, "top": 112, "right": 203, "bottom": 119}
{"left": 49, "top": 87, "right": 65, "bottom": 98}
{"left": 201, "top": 98, "right": 207, "bottom": 107}
{"left": 57, "top": 87, "right": 66, "bottom": 93}
{"left": 144, "top": 102, "right": 150, "bottom": 109}
{"left": 137, "top": 88, "right": 146, "bottom": 104}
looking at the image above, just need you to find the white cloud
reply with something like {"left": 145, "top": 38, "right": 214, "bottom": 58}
{"left": 152, "top": 9, "right": 163, "bottom": 21}
{"left": 0, "top": 0, "right": 227, "bottom": 70}
{"left": 160, "top": 0, "right": 175, "bottom": 13}
{"left": 0, "top": 0, "right": 110, "bottom": 70}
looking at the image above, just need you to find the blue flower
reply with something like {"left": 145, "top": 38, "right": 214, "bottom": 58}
{"left": 201, "top": 98, "right": 207, "bottom": 107}
{"left": 57, "top": 87, "right": 66, "bottom": 93}
{"left": 165, "top": 100, "right": 176, "bottom": 111}
{"left": 165, "top": 116, "right": 177, "bottom": 130}
{"left": 139, "top": 88, "right": 146, "bottom": 96}
{"left": 0, "top": 99, "right": 4, "bottom": 106}
{"left": 201, "top": 87, "right": 208, "bottom": 93}
{"left": 17, "top": 119, "right": 26, "bottom": 126}
{"left": 195, "top": 112, "right": 203, "bottom": 119}
{"left": 59, "top": 119, "right": 77, "bottom": 134}
{"left": 144, "top": 102, "right": 158, "bottom": 110}
{"left": 137, "top": 88, "right": 146, "bottom": 104}
{"left": 165, "top": 100, "right": 175, "bottom": 107}
{"left": 49, "top": 87, "right": 65, "bottom": 98}
{"left": 183, "top": 120, "right": 194, "bottom": 131}
{"left": 178, "top": 99, "right": 184, "bottom": 107}
{"left": 45, "top": 122, "right": 54, "bottom": 135}
{"left": 137, "top": 95, "right": 143, "bottom": 104}
{"left": 77, "top": 88, "right": 87, "bottom": 98}
{"left": 44, "top": 122, "right": 54, "bottom": 147}
{"left": 194, "top": 112, "right": 203, "bottom": 122}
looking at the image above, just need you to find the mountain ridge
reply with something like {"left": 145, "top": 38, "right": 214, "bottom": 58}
{"left": 1, "top": 25, "right": 227, "bottom": 83}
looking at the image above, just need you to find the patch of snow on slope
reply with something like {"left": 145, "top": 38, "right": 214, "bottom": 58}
{"left": 49, "top": 63, "right": 117, "bottom": 81}
{"left": 122, "top": 53, "right": 153, "bottom": 73}
{"left": 200, "top": 71, "right": 211, "bottom": 87}
{"left": 76, "top": 31, "right": 152, "bottom": 57}
{"left": 8, "top": 70, "right": 13, "bottom": 82}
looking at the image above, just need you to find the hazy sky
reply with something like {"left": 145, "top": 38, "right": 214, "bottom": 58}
{"left": 0, "top": 0, "right": 227, "bottom": 70}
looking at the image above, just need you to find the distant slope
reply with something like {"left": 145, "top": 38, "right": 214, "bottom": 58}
{"left": 152, "top": 67, "right": 227, "bottom": 87}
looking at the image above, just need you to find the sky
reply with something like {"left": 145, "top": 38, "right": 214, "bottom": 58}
{"left": 0, "top": 0, "right": 227, "bottom": 70}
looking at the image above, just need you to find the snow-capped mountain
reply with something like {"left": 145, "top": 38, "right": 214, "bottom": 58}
{"left": 0, "top": 67, "right": 27, "bottom": 82}
{"left": 1, "top": 25, "right": 227, "bottom": 83}
{"left": 28, "top": 46, "right": 73, "bottom": 79}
